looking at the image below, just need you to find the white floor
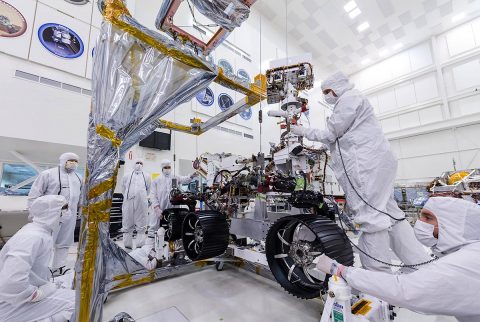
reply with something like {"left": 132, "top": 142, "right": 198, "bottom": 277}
{"left": 102, "top": 265, "right": 456, "bottom": 322}
{"left": 63, "top": 239, "right": 457, "bottom": 322}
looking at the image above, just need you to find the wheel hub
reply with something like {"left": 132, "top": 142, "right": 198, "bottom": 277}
{"left": 194, "top": 226, "right": 203, "bottom": 243}
{"left": 289, "top": 241, "right": 314, "bottom": 267}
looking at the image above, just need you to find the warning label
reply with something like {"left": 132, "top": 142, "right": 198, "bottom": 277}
{"left": 351, "top": 299, "right": 373, "bottom": 316}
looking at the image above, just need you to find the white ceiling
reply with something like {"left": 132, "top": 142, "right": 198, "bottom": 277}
{"left": 255, "top": 0, "right": 480, "bottom": 77}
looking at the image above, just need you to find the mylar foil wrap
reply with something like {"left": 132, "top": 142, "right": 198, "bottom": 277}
{"left": 156, "top": 0, "right": 250, "bottom": 32}
{"left": 74, "top": 2, "right": 216, "bottom": 321}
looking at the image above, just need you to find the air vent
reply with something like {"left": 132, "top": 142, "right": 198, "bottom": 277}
{"left": 14, "top": 70, "right": 91, "bottom": 96}
{"left": 62, "top": 83, "right": 82, "bottom": 93}
{"left": 14, "top": 70, "right": 39, "bottom": 82}
{"left": 40, "top": 77, "right": 61, "bottom": 88}
{"left": 215, "top": 126, "right": 242, "bottom": 137}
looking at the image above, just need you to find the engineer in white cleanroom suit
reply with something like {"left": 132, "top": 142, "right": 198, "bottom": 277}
{"left": 150, "top": 159, "right": 196, "bottom": 230}
{"left": 27, "top": 152, "right": 82, "bottom": 275}
{"left": 0, "top": 195, "right": 75, "bottom": 322}
{"left": 291, "top": 72, "right": 429, "bottom": 272}
{"left": 316, "top": 197, "right": 480, "bottom": 322}
{"left": 121, "top": 158, "right": 151, "bottom": 249}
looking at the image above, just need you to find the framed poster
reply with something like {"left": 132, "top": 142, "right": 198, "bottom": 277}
{"left": 237, "top": 69, "right": 251, "bottom": 83}
{"left": 0, "top": 1, "right": 27, "bottom": 38}
{"left": 239, "top": 107, "right": 252, "bottom": 120}
{"left": 38, "top": 23, "right": 84, "bottom": 58}
{"left": 196, "top": 87, "right": 214, "bottom": 107}
{"left": 218, "top": 93, "right": 234, "bottom": 112}
{"left": 218, "top": 58, "right": 234, "bottom": 77}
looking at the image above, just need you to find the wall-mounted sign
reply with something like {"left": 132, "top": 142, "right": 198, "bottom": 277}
{"left": 196, "top": 87, "right": 214, "bottom": 106}
{"left": 237, "top": 69, "right": 251, "bottom": 83}
{"left": 218, "top": 93, "right": 234, "bottom": 112}
{"left": 218, "top": 59, "right": 234, "bottom": 77}
{"left": 38, "top": 23, "right": 84, "bottom": 58}
{"left": 64, "top": 0, "right": 90, "bottom": 5}
{"left": 0, "top": 1, "right": 27, "bottom": 38}
{"left": 239, "top": 107, "right": 252, "bottom": 120}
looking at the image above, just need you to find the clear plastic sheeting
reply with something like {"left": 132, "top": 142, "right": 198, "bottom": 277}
{"left": 190, "top": 0, "right": 251, "bottom": 31}
{"left": 74, "top": 16, "right": 216, "bottom": 322}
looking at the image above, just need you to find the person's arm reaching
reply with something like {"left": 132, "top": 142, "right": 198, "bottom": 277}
{"left": 292, "top": 94, "right": 362, "bottom": 145}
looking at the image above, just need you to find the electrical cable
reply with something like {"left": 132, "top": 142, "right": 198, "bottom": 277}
{"left": 337, "top": 215, "right": 438, "bottom": 268}
{"left": 336, "top": 139, "right": 405, "bottom": 222}
{"left": 334, "top": 139, "right": 439, "bottom": 267}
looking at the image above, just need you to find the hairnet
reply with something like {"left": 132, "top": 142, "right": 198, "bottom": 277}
{"left": 30, "top": 195, "right": 67, "bottom": 230}
{"left": 160, "top": 159, "right": 171, "bottom": 168}
{"left": 59, "top": 152, "right": 79, "bottom": 167}
{"left": 321, "top": 72, "right": 354, "bottom": 97}
{"left": 423, "top": 197, "right": 480, "bottom": 253}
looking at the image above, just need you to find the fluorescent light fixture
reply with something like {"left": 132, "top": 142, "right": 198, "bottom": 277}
{"left": 357, "top": 21, "right": 370, "bottom": 32}
{"left": 392, "top": 42, "right": 404, "bottom": 50}
{"left": 344, "top": 1, "right": 357, "bottom": 13}
{"left": 379, "top": 49, "right": 389, "bottom": 57}
{"left": 361, "top": 58, "right": 371, "bottom": 65}
{"left": 349, "top": 7, "right": 361, "bottom": 19}
{"left": 451, "top": 12, "right": 466, "bottom": 23}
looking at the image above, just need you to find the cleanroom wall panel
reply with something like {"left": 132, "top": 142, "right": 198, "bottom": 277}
{"left": 389, "top": 51, "right": 412, "bottom": 79}
{"left": 408, "top": 43, "right": 433, "bottom": 71}
{"left": 377, "top": 89, "right": 397, "bottom": 113}
{"left": 394, "top": 82, "right": 416, "bottom": 108}
{"left": 39, "top": 0, "right": 93, "bottom": 25}
{"left": 399, "top": 152, "right": 457, "bottom": 180}
{"left": 29, "top": 3, "right": 89, "bottom": 77}
{"left": 381, "top": 116, "right": 400, "bottom": 132}
{"left": 399, "top": 130, "right": 457, "bottom": 159}
{"left": 446, "top": 23, "right": 476, "bottom": 57}
{"left": 450, "top": 95, "right": 480, "bottom": 118}
{"left": 418, "top": 105, "right": 443, "bottom": 125}
{"left": 0, "top": 54, "right": 89, "bottom": 147}
{"left": 451, "top": 59, "right": 480, "bottom": 92}
{"left": 399, "top": 111, "right": 420, "bottom": 129}
{"left": 413, "top": 74, "right": 438, "bottom": 102}
{"left": 0, "top": 0, "right": 36, "bottom": 59}
{"left": 473, "top": 18, "right": 480, "bottom": 47}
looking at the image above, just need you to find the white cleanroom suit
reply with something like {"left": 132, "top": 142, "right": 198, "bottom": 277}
{"left": 121, "top": 158, "right": 151, "bottom": 249}
{"left": 340, "top": 197, "right": 480, "bottom": 322}
{"left": 0, "top": 195, "right": 75, "bottom": 322}
{"left": 291, "top": 72, "right": 429, "bottom": 272}
{"left": 150, "top": 159, "right": 194, "bottom": 230}
{"left": 27, "top": 152, "right": 82, "bottom": 273}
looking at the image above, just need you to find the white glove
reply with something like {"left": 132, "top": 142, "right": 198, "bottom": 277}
{"left": 154, "top": 206, "right": 163, "bottom": 219}
{"left": 316, "top": 254, "right": 347, "bottom": 277}
{"left": 31, "top": 282, "right": 57, "bottom": 302}
{"left": 290, "top": 125, "right": 305, "bottom": 136}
